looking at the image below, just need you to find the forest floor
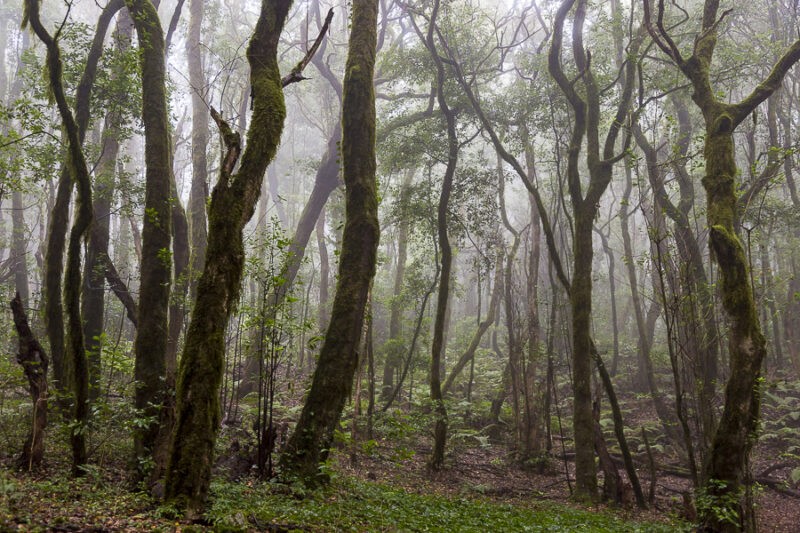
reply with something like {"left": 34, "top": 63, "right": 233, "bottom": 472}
{"left": 1, "top": 446, "right": 687, "bottom": 533}
{"left": 2, "top": 429, "right": 797, "bottom": 532}
{"left": 1, "top": 384, "right": 799, "bottom": 531}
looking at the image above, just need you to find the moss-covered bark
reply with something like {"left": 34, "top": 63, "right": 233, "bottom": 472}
{"left": 24, "top": 0, "right": 107, "bottom": 476}
{"left": 645, "top": 2, "right": 800, "bottom": 529}
{"left": 280, "top": 0, "right": 379, "bottom": 483}
{"left": 124, "top": 0, "right": 174, "bottom": 476}
{"left": 39, "top": 0, "right": 122, "bottom": 406}
{"left": 423, "top": 0, "right": 458, "bottom": 472}
{"left": 11, "top": 293, "right": 48, "bottom": 470}
{"left": 82, "top": 9, "right": 133, "bottom": 400}
{"left": 164, "top": 0, "right": 293, "bottom": 515}
{"left": 547, "top": 0, "right": 640, "bottom": 501}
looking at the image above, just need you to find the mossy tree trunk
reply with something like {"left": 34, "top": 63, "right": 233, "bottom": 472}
{"left": 164, "top": 0, "right": 293, "bottom": 515}
{"left": 81, "top": 11, "right": 133, "bottom": 403}
{"left": 414, "top": 0, "right": 458, "bottom": 472}
{"left": 548, "top": 0, "right": 639, "bottom": 501}
{"left": 11, "top": 293, "right": 48, "bottom": 471}
{"left": 646, "top": 1, "right": 800, "bottom": 530}
{"left": 124, "top": 0, "right": 174, "bottom": 477}
{"left": 39, "top": 0, "right": 122, "bottom": 405}
{"left": 24, "top": 0, "right": 109, "bottom": 476}
{"left": 279, "top": 0, "right": 379, "bottom": 483}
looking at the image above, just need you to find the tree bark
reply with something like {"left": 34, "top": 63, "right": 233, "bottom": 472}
{"left": 24, "top": 0, "right": 110, "bottom": 476}
{"left": 548, "top": 0, "right": 640, "bottom": 500}
{"left": 125, "top": 0, "right": 174, "bottom": 475}
{"left": 39, "top": 0, "right": 122, "bottom": 406}
{"left": 81, "top": 10, "right": 134, "bottom": 403}
{"left": 165, "top": 0, "right": 293, "bottom": 514}
{"left": 187, "top": 0, "right": 208, "bottom": 298}
{"left": 279, "top": 0, "right": 379, "bottom": 483}
{"left": 11, "top": 293, "right": 48, "bottom": 471}
{"left": 645, "top": 2, "right": 800, "bottom": 528}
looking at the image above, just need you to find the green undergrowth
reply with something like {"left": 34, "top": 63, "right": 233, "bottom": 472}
{"left": 206, "top": 476, "right": 688, "bottom": 532}
{"left": 1, "top": 465, "right": 688, "bottom": 532}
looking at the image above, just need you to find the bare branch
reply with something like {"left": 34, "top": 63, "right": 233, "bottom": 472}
{"left": 281, "top": 8, "right": 334, "bottom": 87}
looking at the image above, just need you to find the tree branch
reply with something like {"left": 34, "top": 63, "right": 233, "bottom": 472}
{"left": 281, "top": 8, "right": 334, "bottom": 87}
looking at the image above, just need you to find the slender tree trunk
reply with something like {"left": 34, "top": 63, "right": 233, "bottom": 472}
{"left": 11, "top": 294, "right": 48, "bottom": 471}
{"left": 316, "top": 206, "right": 330, "bottom": 330}
{"left": 382, "top": 171, "right": 411, "bottom": 400}
{"left": 25, "top": 0, "right": 117, "bottom": 476}
{"left": 187, "top": 0, "right": 208, "bottom": 298}
{"left": 280, "top": 0, "right": 379, "bottom": 483}
{"left": 11, "top": 191, "right": 29, "bottom": 304}
{"left": 126, "top": 0, "right": 174, "bottom": 475}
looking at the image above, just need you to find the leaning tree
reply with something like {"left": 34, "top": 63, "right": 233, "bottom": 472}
{"left": 645, "top": 0, "right": 800, "bottom": 530}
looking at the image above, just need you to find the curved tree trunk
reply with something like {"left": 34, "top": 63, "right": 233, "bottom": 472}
{"left": 279, "top": 0, "right": 379, "bottom": 483}
{"left": 165, "top": 0, "right": 293, "bottom": 515}
{"left": 40, "top": 0, "right": 122, "bottom": 405}
{"left": 25, "top": 0, "right": 107, "bottom": 476}
{"left": 646, "top": 2, "right": 800, "bottom": 529}
{"left": 11, "top": 294, "right": 48, "bottom": 470}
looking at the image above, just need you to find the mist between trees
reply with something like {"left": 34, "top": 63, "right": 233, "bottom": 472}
{"left": 1, "top": 0, "right": 800, "bottom": 531}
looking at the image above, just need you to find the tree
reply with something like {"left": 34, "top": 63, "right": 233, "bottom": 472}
{"left": 645, "top": 0, "right": 800, "bottom": 529}
{"left": 23, "top": 0, "right": 106, "bottom": 476}
{"left": 548, "top": 0, "right": 640, "bottom": 500}
{"left": 11, "top": 293, "right": 47, "bottom": 470}
{"left": 124, "top": 0, "right": 173, "bottom": 478}
{"left": 164, "top": 0, "right": 293, "bottom": 515}
{"left": 186, "top": 0, "right": 208, "bottom": 296}
{"left": 280, "top": 0, "right": 380, "bottom": 484}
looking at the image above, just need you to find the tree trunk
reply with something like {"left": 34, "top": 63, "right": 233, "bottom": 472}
{"left": 165, "top": 0, "right": 293, "bottom": 514}
{"left": 187, "top": 0, "right": 208, "bottom": 298}
{"left": 11, "top": 294, "right": 48, "bottom": 471}
{"left": 39, "top": 0, "right": 122, "bottom": 409}
{"left": 549, "top": 0, "right": 640, "bottom": 501}
{"left": 280, "top": 0, "right": 378, "bottom": 484}
{"left": 570, "top": 206, "right": 598, "bottom": 499}
{"left": 645, "top": 2, "right": 800, "bottom": 527}
{"left": 382, "top": 171, "right": 411, "bottom": 401}
{"left": 316, "top": 206, "right": 330, "bottom": 330}
{"left": 81, "top": 10, "right": 133, "bottom": 402}
{"left": 126, "top": 0, "right": 174, "bottom": 476}
{"left": 11, "top": 191, "right": 29, "bottom": 305}
{"left": 25, "top": 0, "right": 117, "bottom": 476}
